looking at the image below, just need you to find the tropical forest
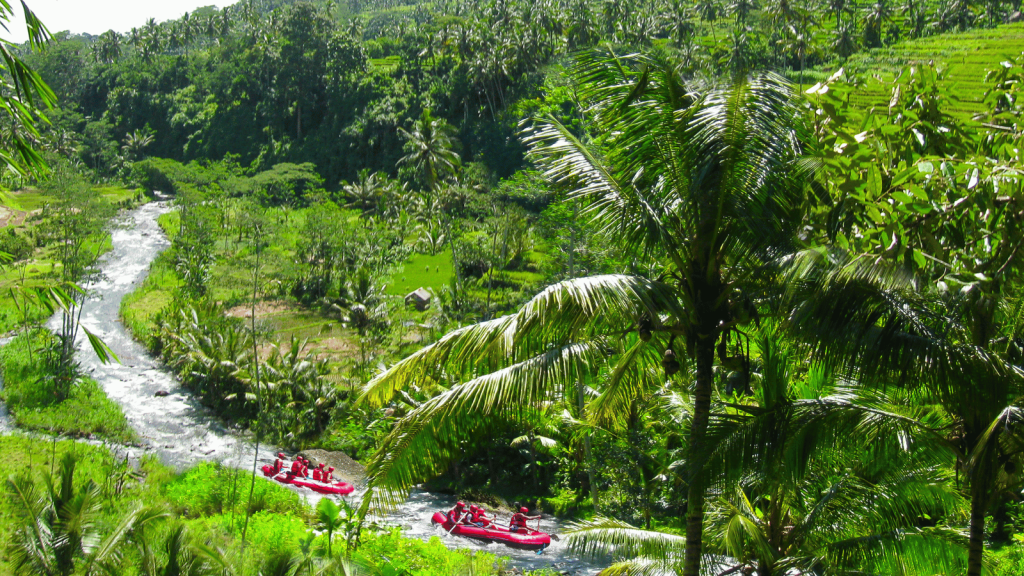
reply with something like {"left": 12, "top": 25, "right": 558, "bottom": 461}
{"left": 1, "top": 0, "right": 1024, "bottom": 573}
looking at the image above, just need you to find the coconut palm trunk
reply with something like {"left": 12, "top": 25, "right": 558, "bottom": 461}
{"left": 684, "top": 338, "right": 716, "bottom": 575}
{"left": 968, "top": 470, "right": 989, "bottom": 576}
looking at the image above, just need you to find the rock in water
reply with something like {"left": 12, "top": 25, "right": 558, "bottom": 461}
{"left": 298, "top": 449, "right": 366, "bottom": 486}
{"left": 154, "top": 390, "right": 170, "bottom": 397}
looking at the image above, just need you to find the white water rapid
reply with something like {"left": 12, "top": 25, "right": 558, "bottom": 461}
{"left": 12, "top": 198, "right": 601, "bottom": 575}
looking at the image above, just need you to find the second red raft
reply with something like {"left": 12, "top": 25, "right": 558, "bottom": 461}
{"left": 431, "top": 511, "right": 551, "bottom": 551}
{"left": 261, "top": 463, "right": 354, "bottom": 496}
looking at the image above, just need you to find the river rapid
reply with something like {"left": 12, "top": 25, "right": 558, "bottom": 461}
{"left": 31, "top": 198, "right": 599, "bottom": 575}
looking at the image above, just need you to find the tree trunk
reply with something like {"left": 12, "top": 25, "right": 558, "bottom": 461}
{"left": 967, "top": 475, "right": 988, "bottom": 576}
{"left": 578, "top": 379, "right": 599, "bottom": 512}
{"left": 683, "top": 338, "right": 715, "bottom": 576}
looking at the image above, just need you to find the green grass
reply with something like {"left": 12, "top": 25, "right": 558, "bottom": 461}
{"left": 164, "top": 461, "right": 307, "bottom": 519}
{"left": 387, "top": 250, "right": 454, "bottom": 296}
{"left": 6, "top": 187, "right": 52, "bottom": 211}
{"left": 0, "top": 329, "right": 137, "bottom": 443}
{"left": 95, "top": 185, "right": 144, "bottom": 204}
{"left": 369, "top": 55, "right": 401, "bottom": 70}
{"left": 120, "top": 248, "right": 179, "bottom": 343}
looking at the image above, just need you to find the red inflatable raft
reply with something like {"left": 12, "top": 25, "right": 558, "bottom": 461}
{"left": 431, "top": 511, "right": 551, "bottom": 551}
{"left": 261, "top": 461, "right": 354, "bottom": 496}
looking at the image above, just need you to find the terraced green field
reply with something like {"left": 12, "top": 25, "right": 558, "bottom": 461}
{"left": 829, "top": 23, "right": 1024, "bottom": 117}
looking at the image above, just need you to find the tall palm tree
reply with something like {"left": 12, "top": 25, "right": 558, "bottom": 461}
{"left": 694, "top": 0, "right": 721, "bottom": 43}
{"left": 357, "top": 50, "right": 806, "bottom": 576}
{"left": 728, "top": 0, "right": 759, "bottom": 26}
{"left": 398, "top": 109, "right": 461, "bottom": 193}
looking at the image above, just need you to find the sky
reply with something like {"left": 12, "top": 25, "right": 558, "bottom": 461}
{"left": 4, "top": 1, "right": 241, "bottom": 43}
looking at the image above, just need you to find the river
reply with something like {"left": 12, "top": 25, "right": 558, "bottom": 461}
{"left": 41, "top": 198, "right": 599, "bottom": 575}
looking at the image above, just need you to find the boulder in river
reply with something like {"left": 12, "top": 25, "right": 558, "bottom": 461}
{"left": 298, "top": 449, "right": 366, "bottom": 486}
{"left": 154, "top": 390, "right": 170, "bottom": 397}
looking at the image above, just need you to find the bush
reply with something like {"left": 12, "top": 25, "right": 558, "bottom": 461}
{"left": 357, "top": 529, "right": 506, "bottom": 576}
{"left": 0, "top": 228, "right": 34, "bottom": 261}
{"left": 164, "top": 461, "right": 306, "bottom": 519}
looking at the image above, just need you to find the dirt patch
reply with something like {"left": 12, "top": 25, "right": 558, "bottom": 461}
{"left": 298, "top": 448, "right": 366, "bottom": 486}
{"left": 225, "top": 299, "right": 294, "bottom": 318}
{"left": 0, "top": 206, "right": 39, "bottom": 229}
{"left": 11, "top": 210, "right": 37, "bottom": 227}
{"left": 312, "top": 335, "right": 357, "bottom": 354}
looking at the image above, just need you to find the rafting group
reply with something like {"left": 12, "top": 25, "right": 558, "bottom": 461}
{"left": 431, "top": 501, "right": 552, "bottom": 552}
{"left": 261, "top": 452, "right": 355, "bottom": 496}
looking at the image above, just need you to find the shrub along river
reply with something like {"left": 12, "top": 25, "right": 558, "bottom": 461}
{"left": 16, "top": 198, "right": 599, "bottom": 574}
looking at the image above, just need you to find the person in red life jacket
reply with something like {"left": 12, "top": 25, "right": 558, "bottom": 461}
{"left": 446, "top": 501, "right": 466, "bottom": 524}
{"left": 274, "top": 457, "right": 284, "bottom": 473}
{"left": 312, "top": 465, "right": 322, "bottom": 482}
{"left": 290, "top": 457, "right": 302, "bottom": 476}
{"left": 463, "top": 505, "right": 480, "bottom": 525}
{"left": 326, "top": 466, "right": 335, "bottom": 483}
{"left": 474, "top": 506, "right": 495, "bottom": 528}
{"left": 300, "top": 458, "right": 309, "bottom": 477}
{"left": 509, "top": 507, "right": 542, "bottom": 533}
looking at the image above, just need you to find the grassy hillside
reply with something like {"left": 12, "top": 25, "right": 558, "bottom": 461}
{"left": 818, "top": 23, "right": 1024, "bottom": 117}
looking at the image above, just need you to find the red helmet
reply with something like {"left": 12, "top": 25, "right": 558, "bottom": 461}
{"left": 479, "top": 507, "right": 486, "bottom": 514}
{"left": 328, "top": 466, "right": 335, "bottom": 471}
{"left": 520, "top": 507, "right": 528, "bottom": 513}
{"left": 278, "top": 452, "right": 285, "bottom": 459}
{"left": 455, "top": 501, "right": 465, "bottom": 509}
{"left": 470, "top": 505, "right": 479, "bottom": 512}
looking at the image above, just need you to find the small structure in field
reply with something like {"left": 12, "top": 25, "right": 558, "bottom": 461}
{"left": 404, "top": 287, "right": 432, "bottom": 311}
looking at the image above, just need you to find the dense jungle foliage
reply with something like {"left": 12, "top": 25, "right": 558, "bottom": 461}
{"left": 4, "top": 0, "right": 1024, "bottom": 574}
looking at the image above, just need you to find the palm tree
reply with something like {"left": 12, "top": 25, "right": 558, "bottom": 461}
{"left": 398, "top": 109, "right": 461, "bottom": 193}
{"left": 862, "top": 0, "right": 892, "bottom": 47}
{"left": 902, "top": 0, "right": 928, "bottom": 38}
{"left": 783, "top": 248, "right": 1024, "bottom": 576}
{"left": 728, "top": 0, "right": 759, "bottom": 26}
{"left": 342, "top": 168, "right": 385, "bottom": 215}
{"left": 694, "top": 0, "right": 721, "bottom": 43}
{"left": 95, "top": 30, "right": 122, "bottom": 64}
{"left": 828, "top": 0, "right": 855, "bottom": 27}
{"left": 831, "top": 22, "right": 859, "bottom": 60}
{"left": 136, "top": 524, "right": 228, "bottom": 576}
{"left": 563, "top": 324, "right": 968, "bottom": 574}
{"left": 121, "top": 129, "right": 154, "bottom": 161}
{"left": 357, "top": 50, "right": 806, "bottom": 576}
{"left": 7, "top": 453, "right": 165, "bottom": 576}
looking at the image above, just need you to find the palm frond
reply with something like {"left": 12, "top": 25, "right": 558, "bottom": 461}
{"left": 359, "top": 275, "right": 683, "bottom": 409}
{"left": 360, "top": 341, "right": 606, "bottom": 513}
{"left": 564, "top": 517, "right": 686, "bottom": 562}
